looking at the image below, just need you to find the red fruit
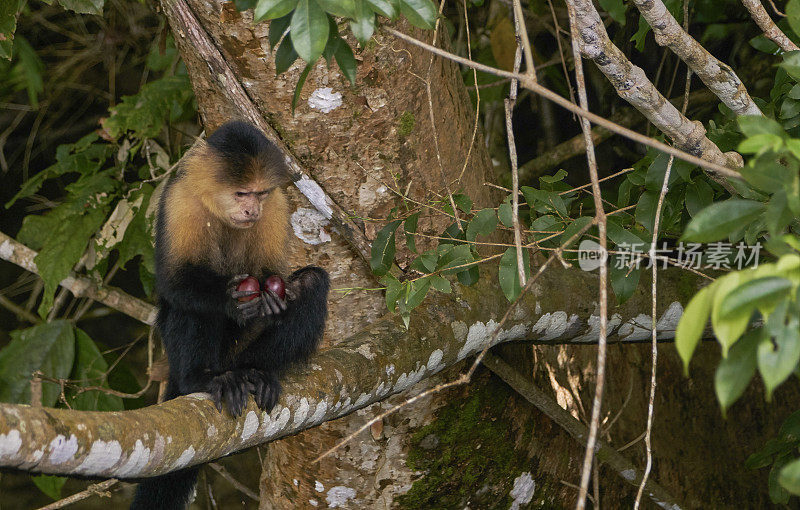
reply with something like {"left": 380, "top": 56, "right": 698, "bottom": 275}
{"left": 265, "top": 275, "right": 286, "bottom": 300}
{"left": 236, "top": 276, "right": 260, "bottom": 302}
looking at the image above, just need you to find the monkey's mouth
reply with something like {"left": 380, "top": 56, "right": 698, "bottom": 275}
{"left": 230, "top": 217, "right": 257, "bottom": 228}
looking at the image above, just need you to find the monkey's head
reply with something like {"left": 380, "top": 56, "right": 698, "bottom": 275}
{"left": 190, "top": 121, "right": 291, "bottom": 229}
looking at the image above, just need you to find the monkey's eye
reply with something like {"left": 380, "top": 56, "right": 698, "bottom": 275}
{"left": 257, "top": 190, "right": 270, "bottom": 197}
{"left": 235, "top": 191, "right": 248, "bottom": 197}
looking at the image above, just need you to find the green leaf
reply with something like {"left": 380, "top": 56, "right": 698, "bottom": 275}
{"left": 779, "top": 457, "right": 800, "bottom": 496}
{"left": 522, "top": 186, "right": 568, "bottom": 218}
{"left": 465, "top": 208, "right": 497, "bottom": 242}
{"left": 766, "top": 191, "right": 794, "bottom": 236}
{"left": 438, "top": 244, "right": 474, "bottom": 274}
{"left": 103, "top": 75, "right": 194, "bottom": 139}
{"left": 645, "top": 152, "right": 686, "bottom": 191}
{"left": 606, "top": 220, "right": 649, "bottom": 252}
{"left": 711, "top": 273, "right": 752, "bottom": 355}
{"left": 32, "top": 475, "right": 67, "bottom": 501}
{"left": 715, "top": 328, "right": 761, "bottom": 413}
{"left": 609, "top": 256, "right": 642, "bottom": 305}
{"left": 740, "top": 157, "right": 794, "bottom": 193}
{"left": 0, "top": 0, "right": 23, "bottom": 59}
{"left": 452, "top": 193, "right": 472, "bottom": 214}
{"left": 758, "top": 325, "right": 800, "bottom": 401}
{"left": 430, "top": 274, "right": 451, "bottom": 293}
{"left": 350, "top": 0, "right": 375, "bottom": 44}
{"left": 738, "top": 115, "right": 786, "bottom": 138}
{"left": 317, "top": 0, "right": 356, "bottom": 16}
{"left": 720, "top": 277, "right": 793, "bottom": 319}
{"left": 291, "top": 0, "right": 329, "bottom": 62}
{"left": 366, "top": 0, "right": 396, "bottom": 17}
{"left": 291, "top": 63, "right": 313, "bottom": 113}
{"left": 403, "top": 276, "right": 431, "bottom": 309}
{"left": 333, "top": 37, "right": 357, "bottom": 85}
{"left": 682, "top": 200, "right": 766, "bottom": 243}
{"left": 268, "top": 13, "right": 293, "bottom": 49}
{"left": 36, "top": 205, "right": 110, "bottom": 317}
{"left": 370, "top": 220, "right": 401, "bottom": 276}
{"left": 57, "top": 0, "right": 104, "bottom": 14}
{"left": 788, "top": 0, "right": 800, "bottom": 42}
{"left": 675, "top": 284, "right": 714, "bottom": 373}
{"left": 0, "top": 321, "right": 75, "bottom": 406}
{"left": 635, "top": 191, "right": 660, "bottom": 234}
{"left": 380, "top": 274, "right": 403, "bottom": 312}
{"left": 684, "top": 179, "right": 714, "bottom": 217}
{"left": 498, "top": 200, "right": 513, "bottom": 227}
{"left": 560, "top": 216, "right": 593, "bottom": 251}
{"left": 12, "top": 37, "right": 44, "bottom": 106}
{"left": 255, "top": 0, "right": 297, "bottom": 21}
{"left": 598, "top": 0, "right": 626, "bottom": 24}
{"left": 410, "top": 249, "right": 438, "bottom": 273}
{"left": 399, "top": 0, "right": 437, "bottom": 29}
{"left": 498, "top": 247, "right": 531, "bottom": 302}
{"left": 66, "top": 329, "right": 124, "bottom": 411}
{"left": 771, "top": 456, "right": 793, "bottom": 503}
{"left": 404, "top": 212, "right": 419, "bottom": 253}
{"left": 275, "top": 34, "right": 299, "bottom": 74}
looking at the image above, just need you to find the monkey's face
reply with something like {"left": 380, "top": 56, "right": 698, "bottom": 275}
{"left": 222, "top": 187, "right": 273, "bottom": 228}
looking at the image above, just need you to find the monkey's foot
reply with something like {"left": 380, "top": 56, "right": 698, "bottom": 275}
{"left": 207, "top": 371, "right": 254, "bottom": 417}
{"left": 244, "top": 369, "right": 282, "bottom": 412}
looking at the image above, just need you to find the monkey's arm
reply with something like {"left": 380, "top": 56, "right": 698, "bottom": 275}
{"left": 232, "top": 267, "right": 330, "bottom": 411}
{"left": 158, "top": 264, "right": 260, "bottom": 322}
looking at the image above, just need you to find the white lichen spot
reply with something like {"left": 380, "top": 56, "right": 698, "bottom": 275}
{"left": 31, "top": 448, "right": 44, "bottom": 462}
{"left": 393, "top": 366, "right": 427, "bottom": 393}
{"left": 620, "top": 469, "right": 636, "bottom": 481}
{"left": 0, "top": 240, "right": 13, "bottom": 260}
{"left": 207, "top": 425, "right": 218, "bottom": 438}
{"left": 0, "top": 430, "right": 21, "bottom": 459}
{"left": 311, "top": 364, "right": 323, "bottom": 371}
{"left": 657, "top": 302, "right": 684, "bottom": 338}
{"left": 241, "top": 411, "right": 259, "bottom": 441}
{"left": 75, "top": 440, "right": 122, "bottom": 475}
{"left": 310, "top": 401, "right": 328, "bottom": 423}
{"left": 532, "top": 311, "right": 570, "bottom": 341}
{"left": 315, "top": 480, "right": 324, "bottom": 492}
{"left": 291, "top": 207, "right": 331, "bottom": 245}
{"left": 172, "top": 446, "right": 195, "bottom": 470}
{"left": 295, "top": 175, "right": 333, "bottom": 219}
{"left": 309, "top": 499, "right": 319, "bottom": 507}
{"left": 457, "top": 320, "right": 528, "bottom": 360}
{"left": 117, "top": 440, "right": 151, "bottom": 478}
{"left": 385, "top": 364, "right": 395, "bottom": 376}
{"left": 293, "top": 478, "right": 299, "bottom": 486}
{"left": 48, "top": 434, "right": 78, "bottom": 465}
{"left": 356, "top": 344, "right": 375, "bottom": 360}
{"left": 308, "top": 87, "right": 342, "bottom": 113}
{"left": 573, "top": 313, "right": 623, "bottom": 342}
{"left": 326, "top": 486, "right": 356, "bottom": 508}
{"left": 426, "top": 349, "right": 444, "bottom": 372}
{"left": 354, "top": 393, "right": 370, "bottom": 408}
{"left": 263, "top": 406, "right": 291, "bottom": 438}
{"left": 293, "top": 398, "right": 310, "bottom": 428}
{"left": 509, "top": 472, "right": 535, "bottom": 509}
{"left": 617, "top": 313, "right": 652, "bottom": 341}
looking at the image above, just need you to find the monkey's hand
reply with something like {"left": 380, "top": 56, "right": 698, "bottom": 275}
{"left": 244, "top": 369, "right": 282, "bottom": 412}
{"left": 226, "top": 274, "right": 263, "bottom": 325}
{"left": 258, "top": 289, "right": 287, "bottom": 316}
{"left": 207, "top": 370, "right": 254, "bottom": 417}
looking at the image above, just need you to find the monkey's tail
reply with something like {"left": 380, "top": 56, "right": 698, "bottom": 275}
{"left": 130, "top": 467, "right": 199, "bottom": 510}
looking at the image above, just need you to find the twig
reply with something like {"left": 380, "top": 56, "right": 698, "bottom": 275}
{"left": 208, "top": 462, "right": 259, "bottom": 502}
{"left": 35, "top": 479, "right": 119, "bottom": 510}
{"left": 636, "top": 5, "right": 694, "bottom": 505}
{"left": 566, "top": 3, "right": 609, "bottom": 507}
{"left": 382, "top": 27, "right": 743, "bottom": 182}
{"left": 741, "top": 0, "right": 799, "bottom": 51}
{"left": 0, "top": 293, "right": 41, "bottom": 323}
{"left": 507, "top": 10, "right": 527, "bottom": 285}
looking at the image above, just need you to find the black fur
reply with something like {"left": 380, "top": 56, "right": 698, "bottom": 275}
{"left": 132, "top": 122, "right": 329, "bottom": 509}
{"left": 205, "top": 120, "right": 290, "bottom": 187}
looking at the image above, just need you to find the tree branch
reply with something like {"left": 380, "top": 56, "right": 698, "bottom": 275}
{"left": 0, "top": 257, "right": 702, "bottom": 478}
{"left": 741, "top": 0, "right": 799, "bottom": 52}
{"left": 632, "top": 0, "right": 762, "bottom": 116}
